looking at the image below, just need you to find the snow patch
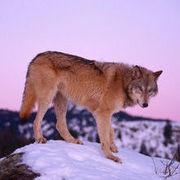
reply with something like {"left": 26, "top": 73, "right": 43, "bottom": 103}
{"left": 13, "top": 140, "right": 180, "bottom": 180}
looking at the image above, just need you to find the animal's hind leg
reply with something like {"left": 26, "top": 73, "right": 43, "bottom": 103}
{"left": 54, "top": 92, "right": 83, "bottom": 145}
{"left": 34, "top": 87, "right": 57, "bottom": 143}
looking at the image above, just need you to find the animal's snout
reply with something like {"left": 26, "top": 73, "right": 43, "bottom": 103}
{"left": 142, "top": 103, "right": 148, "bottom": 108}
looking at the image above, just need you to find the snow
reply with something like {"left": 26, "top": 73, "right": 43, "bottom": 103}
{"left": 13, "top": 140, "right": 180, "bottom": 180}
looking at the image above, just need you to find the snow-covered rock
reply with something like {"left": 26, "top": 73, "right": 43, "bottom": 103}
{"left": 4, "top": 140, "right": 178, "bottom": 180}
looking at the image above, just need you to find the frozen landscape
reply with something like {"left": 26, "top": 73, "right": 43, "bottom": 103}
{"left": 0, "top": 106, "right": 180, "bottom": 179}
{"left": 1, "top": 140, "right": 180, "bottom": 180}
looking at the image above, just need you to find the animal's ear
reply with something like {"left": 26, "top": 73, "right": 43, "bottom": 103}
{"left": 132, "top": 65, "right": 142, "bottom": 79}
{"left": 153, "top": 70, "right": 163, "bottom": 80}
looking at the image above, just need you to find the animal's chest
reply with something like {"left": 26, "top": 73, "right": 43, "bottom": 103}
{"left": 112, "top": 98, "right": 124, "bottom": 113}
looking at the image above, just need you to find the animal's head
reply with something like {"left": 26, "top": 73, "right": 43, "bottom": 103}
{"left": 127, "top": 65, "right": 162, "bottom": 108}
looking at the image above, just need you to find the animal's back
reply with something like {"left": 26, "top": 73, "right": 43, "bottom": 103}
{"left": 30, "top": 51, "right": 102, "bottom": 73}
{"left": 28, "top": 51, "right": 110, "bottom": 107}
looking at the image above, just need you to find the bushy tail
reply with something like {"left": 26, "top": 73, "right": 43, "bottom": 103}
{"left": 19, "top": 78, "right": 35, "bottom": 123}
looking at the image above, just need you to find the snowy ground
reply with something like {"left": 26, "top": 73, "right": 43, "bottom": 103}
{"left": 13, "top": 140, "right": 180, "bottom": 180}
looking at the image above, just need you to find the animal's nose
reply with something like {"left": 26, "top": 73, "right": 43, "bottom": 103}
{"left": 143, "top": 103, "right": 148, "bottom": 108}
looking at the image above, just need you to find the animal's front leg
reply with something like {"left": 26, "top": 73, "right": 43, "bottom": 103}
{"left": 95, "top": 109, "right": 121, "bottom": 163}
{"left": 110, "top": 125, "right": 118, "bottom": 153}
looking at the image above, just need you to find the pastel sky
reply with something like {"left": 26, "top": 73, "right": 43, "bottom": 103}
{"left": 0, "top": 0, "right": 180, "bottom": 121}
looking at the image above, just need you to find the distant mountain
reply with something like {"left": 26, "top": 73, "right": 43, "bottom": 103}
{"left": 0, "top": 105, "right": 180, "bottom": 161}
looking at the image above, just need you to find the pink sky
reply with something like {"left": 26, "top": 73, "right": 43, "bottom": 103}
{"left": 0, "top": 0, "right": 180, "bottom": 121}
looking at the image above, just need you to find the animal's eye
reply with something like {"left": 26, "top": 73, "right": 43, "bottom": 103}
{"left": 148, "top": 89, "right": 156, "bottom": 96}
{"left": 148, "top": 89, "right": 153, "bottom": 93}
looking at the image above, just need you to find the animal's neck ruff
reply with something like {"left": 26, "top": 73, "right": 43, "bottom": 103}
{"left": 123, "top": 87, "right": 136, "bottom": 108}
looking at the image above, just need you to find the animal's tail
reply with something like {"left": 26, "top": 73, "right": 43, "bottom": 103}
{"left": 19, "top": 77, "right": 35, "bottom": 123}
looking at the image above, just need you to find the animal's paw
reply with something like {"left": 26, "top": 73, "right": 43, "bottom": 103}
{"left": 70, "top": 139, "right": 83, "bottom": 145}
{"left": 107, "top": 154, "right": 122, "bottom": 163}
{"left": 110, "top": 144, "right": 118, "bottom": 153}
{"left": 35, "top": 136, "right": 47, "bottom": 143}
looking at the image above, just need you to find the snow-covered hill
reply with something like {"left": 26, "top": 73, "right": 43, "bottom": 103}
{"left": 1, "top": 140, "right": 179, "bottom": 180}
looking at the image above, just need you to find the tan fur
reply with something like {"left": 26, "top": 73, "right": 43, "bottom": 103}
{"left": 20, "top": 51, "right": 162, "bottom": 163}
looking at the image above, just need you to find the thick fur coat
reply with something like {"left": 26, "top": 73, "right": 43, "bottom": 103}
{"left": 20, "top": 51, "right": 162, "bottom": 162}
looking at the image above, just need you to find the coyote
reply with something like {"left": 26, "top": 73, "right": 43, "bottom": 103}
{"left": 20, "top": 51, "right": 162, "bottom": 163}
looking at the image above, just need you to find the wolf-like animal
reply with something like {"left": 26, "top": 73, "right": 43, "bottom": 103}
{"left": 20, "top": 51, "right": 162, "bottom": 163}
